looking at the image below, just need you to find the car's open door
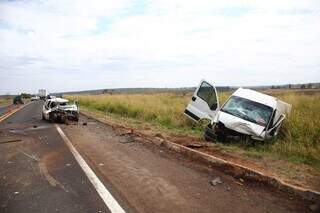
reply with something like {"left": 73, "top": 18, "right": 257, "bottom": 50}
{"left": 184, "top": 79, "right": 219, "bottom": 122}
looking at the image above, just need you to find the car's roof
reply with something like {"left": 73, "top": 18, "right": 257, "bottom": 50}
{"left": 232, "top": 88, "right": 277, "bottom": 108}
{"left": 49, "top": 98, "right": 69, "bottom": 103}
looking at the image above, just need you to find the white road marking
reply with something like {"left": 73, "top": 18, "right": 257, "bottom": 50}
{"left": 55, "top": 125, "right": 126, "bottom": 213}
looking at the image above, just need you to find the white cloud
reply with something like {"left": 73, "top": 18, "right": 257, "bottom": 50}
{"left": 0, "top": 0, "right": 319, "bottom": 94}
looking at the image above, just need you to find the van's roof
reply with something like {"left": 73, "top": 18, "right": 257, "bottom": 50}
{"left": 232, "top": 88, "right": 277, "bottom": 108}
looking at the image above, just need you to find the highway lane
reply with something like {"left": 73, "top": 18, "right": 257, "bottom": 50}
{"left": 0, "top": 101, "right": 112, "bottom": 213}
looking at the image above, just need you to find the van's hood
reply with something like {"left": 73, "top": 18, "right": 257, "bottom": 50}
{"left": 217, "top": 111, "right": 265, "bottom": 138}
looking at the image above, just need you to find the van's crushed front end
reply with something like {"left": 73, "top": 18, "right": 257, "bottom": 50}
{"left": 209, "top": 88, "right": 291, "bottom": 142}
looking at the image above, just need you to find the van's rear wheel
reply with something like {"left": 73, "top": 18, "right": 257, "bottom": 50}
{"left": 204, "top": 124, "right": 215, "bottom": 142}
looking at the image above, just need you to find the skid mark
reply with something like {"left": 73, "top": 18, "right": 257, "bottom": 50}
{"left": 38, "top": 162, "right": 67, "bottom": 192}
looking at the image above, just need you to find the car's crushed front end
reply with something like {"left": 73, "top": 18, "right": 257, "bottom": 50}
{"left": 55, "top": 104, "right": 79, "bottom": 122}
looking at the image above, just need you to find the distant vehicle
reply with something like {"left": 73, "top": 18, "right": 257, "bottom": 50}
{"left": 42, "top": 98, "right": 79, "bottom": 123}
{"left": 184, "top": 79, "right": 291, "bottom": 142}
{"left": 13, "top": 95, "right": 24, "bottom": 105}
{"left": 38, "top": 89, "right": 47, "bottom": 100}
{"left": 46, "top": 95, "right": 56, "bottom": 100}
{"left": 30, "top": 96, "right": 40, "bottom": 101}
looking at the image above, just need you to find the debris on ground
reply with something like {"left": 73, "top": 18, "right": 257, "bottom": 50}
{"left": 119, "top": 129, "right": 134, "bottom": 136}
{"left": 119, "top": 135, "right": 135, "bottom": 143}
{"left": 210, "top": 177, "right": 223, "bottom": 186}
{"left": 154, "top": 133, "right": 164, "bottom": 139}
{"left": 82, "top": 122, "right": 87, "bottom": 126}
{"left": 186, "top": 143, "right": 207, "bottom": 149}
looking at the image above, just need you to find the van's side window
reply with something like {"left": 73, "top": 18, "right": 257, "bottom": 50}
{"left": 197, "top": 81, "right": 217, "bottom": 108}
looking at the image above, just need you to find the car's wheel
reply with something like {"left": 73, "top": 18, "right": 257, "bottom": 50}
{"left": 204, "top": 124, "right": 215, "bottom": 142}
{"left": 49, "top": 113, "right": 56, "bottom": 123}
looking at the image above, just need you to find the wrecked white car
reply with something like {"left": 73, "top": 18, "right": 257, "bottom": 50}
{"left": 42, "top": 98, "right": 79, "bottom": 123}
{"left": 184, "top": 80, "right": 291, "bottom": 142}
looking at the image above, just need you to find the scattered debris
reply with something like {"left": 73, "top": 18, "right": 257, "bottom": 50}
{"left": 186, "top": 143, "right": 206, "bottom": 149}
{"left": 235, "top": 181, "right": 243, "bottom": 186}
{"left": 98, "top": 163, "right": 104, "bottom": 166}
{"left": 210, "top": 177, "right": 223, "bottom": 186}
{"left": 225, "top": 186, "right": 231, "bottom": 191}
{"left": 155, "top": 133, "right": 164, "bottom": 139}
{"left": 119, "top": 136, "right": 135, "bottom": 143}
{"left": 239, "top": 178, "right": 244, "bottom": 183}
{"left": 119, "top": 129, "right": 134, "bottom": 136}
{"left": 82, "top": 122, "right": 87, "bottom": 126}
{"left": 66, "top": 163, "right": 71, "bottom": 167}
{"left": 14, "top": 191, "right": 19, "bottom": 195}
{"left": 0, "top": 139, "right": 22, "bottom": 144}
{"left": 33, "top": 125, "right": 37, "bottom": 128}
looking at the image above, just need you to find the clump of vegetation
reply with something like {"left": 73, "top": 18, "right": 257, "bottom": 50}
{"left": 66, "top": 90, "right": 320, "bottom": 169}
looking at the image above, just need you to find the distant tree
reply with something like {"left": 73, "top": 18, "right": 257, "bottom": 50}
{"left": 300, "top": 84, "right": 306, "bottom": 89}
{"left": 307, "top": 83, "right": 312, "bottom": 89}
{"left": 288, "top": 84, "right": 292, "bottom": 89}
{"left": 271, "top": 85, "right": 275, "bottom": 89}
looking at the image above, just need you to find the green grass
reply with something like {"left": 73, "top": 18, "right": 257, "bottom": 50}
{"left": 66, "top": 90, "right": 320, "bottom": 169}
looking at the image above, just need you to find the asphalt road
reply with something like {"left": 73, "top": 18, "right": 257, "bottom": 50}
{"left": 0, "top": 104, "right": 11, "bottom": 117}
{"left": 0, "top": 101, "right": 110, "bottom": 213}
{"left": 0, "top": 101, "right": 313, "bottom": 213}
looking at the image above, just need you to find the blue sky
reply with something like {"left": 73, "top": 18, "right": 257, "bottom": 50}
{"left": 0, "top": 0, "right": 320, "bottom": 94}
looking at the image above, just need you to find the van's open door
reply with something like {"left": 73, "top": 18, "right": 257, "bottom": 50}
{"left": 184, "top": 79, "right": 219, "bottom": 122}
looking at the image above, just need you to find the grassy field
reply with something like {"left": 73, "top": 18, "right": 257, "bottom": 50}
{"left": 0, "top": 97, "right": 12, "bottom": 106}
{"left": 66, "top": 89, "right": 320, "bottom": 169}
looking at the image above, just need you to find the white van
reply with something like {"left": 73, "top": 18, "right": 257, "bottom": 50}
{"left": 184, "top": 80, "right": 291, "bottom": 141}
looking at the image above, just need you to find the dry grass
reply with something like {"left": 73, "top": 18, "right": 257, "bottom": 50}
{"left": 0, "top": 97, "right": 12, "bottom": 106}
{"left": 66, "top": 90, "right": 320, "bottom": 169}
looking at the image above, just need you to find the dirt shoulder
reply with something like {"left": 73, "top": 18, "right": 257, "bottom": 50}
{"left": 79, "top": 108, "right": 320, "bottom": 194}
{"left": 61, "top": 114, "right": 313, "bottom": 213}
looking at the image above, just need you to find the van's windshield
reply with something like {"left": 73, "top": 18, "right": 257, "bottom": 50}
{"left": 221, "top": 96, "right": 273, "bottom": 127}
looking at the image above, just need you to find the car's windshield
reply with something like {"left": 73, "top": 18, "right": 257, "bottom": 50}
{"left": 221, "top": 96, "right": 273, "bottom": 127}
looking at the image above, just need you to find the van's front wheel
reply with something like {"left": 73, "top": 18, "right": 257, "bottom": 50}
{"left": 49, "top": 113, "right": 56, "bottom": 123}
